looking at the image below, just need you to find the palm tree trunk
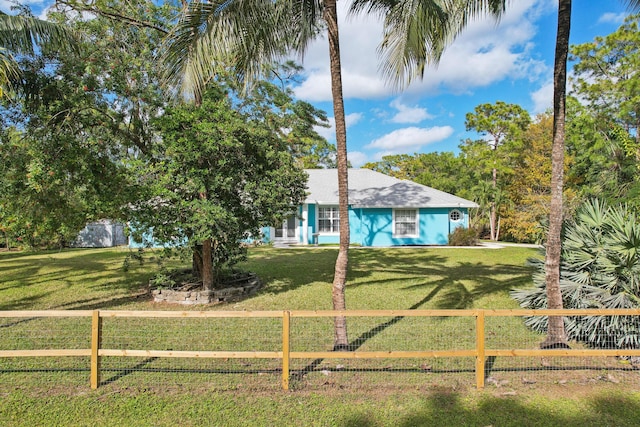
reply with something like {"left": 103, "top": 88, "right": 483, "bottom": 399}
{"left": 324, "top": 0, "right": 349, "bottom": 350}
{"left": 542, "top": 0, "right": 571, "bottom": 349}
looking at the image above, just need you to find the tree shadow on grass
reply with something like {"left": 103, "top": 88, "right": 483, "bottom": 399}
{"left": 345, "top": 251, "right": 536, "bottom": 313}
{"left": 359, "top": 388, "right": 640, "bottom": 427}
{"left": 0, "top": 249, "right": 156, "bottom": 311}
{"left": 286, "top": 247, "right": 538, "bottom": 380}
{"left": 247, "top": 248, "right": 338, "bottom": 295}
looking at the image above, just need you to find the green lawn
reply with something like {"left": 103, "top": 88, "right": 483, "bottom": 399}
{"left": 0, "top": 245, "right": 536, "bottom": 311}
{"left": 2, "top": 246, "right": 640, "bottom": 426}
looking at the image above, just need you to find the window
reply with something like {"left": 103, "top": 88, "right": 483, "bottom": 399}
{"left": 318, "top": 207, "right": 339, "bottom": 233}
{"left": 449, "top": 209, "right": 463, "bottom": 222}
{"left": 394, "top": 209, "right": 418, "bottom": 237}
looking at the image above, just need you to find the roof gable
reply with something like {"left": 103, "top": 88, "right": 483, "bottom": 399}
{"left": 304, "top": 169, "right": 478, "bottom": 208}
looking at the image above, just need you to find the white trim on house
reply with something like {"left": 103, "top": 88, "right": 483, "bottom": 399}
{"left": 272, "top": 215, "right": 298, "bottom": 242}
{"left": 449, "top": 209, "right": 463, "bottom": 223}
{"left": 317, "top": 205, "right": 340, "bottom": 235}
{"left": 264, "top": 168, "right": 478, "bottom": 247}
{"left": 393, "top": 208, "right": 420, "bottom": 238}
{"left": 302, "top": 204, "right": 308, "bottom": 244}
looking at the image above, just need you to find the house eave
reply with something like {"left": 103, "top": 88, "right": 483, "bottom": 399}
{"left": 348, "top": 203, "right": 479, "bottom": 209}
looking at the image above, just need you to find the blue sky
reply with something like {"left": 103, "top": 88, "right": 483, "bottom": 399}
{"left": 293, "top": 1, "right": 633, "bottom": 166}
{"left": 2, "top": 0, "right": 633, "bottom": 166}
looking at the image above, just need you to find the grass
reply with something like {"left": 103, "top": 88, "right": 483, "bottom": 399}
{"left": 2, "top": 386, "right": 640, "bottom": 426}
{"left": 0, "top": 246, "right": 534, "bottom": 311}
{"left": 2, "top": 245, "right": 640, "bottom": 426}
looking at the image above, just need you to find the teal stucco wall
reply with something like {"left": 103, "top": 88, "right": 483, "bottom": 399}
{"left": 307, "top": 205, "right": 469, "bottom": 247}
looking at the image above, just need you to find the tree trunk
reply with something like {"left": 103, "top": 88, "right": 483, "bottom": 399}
{"left": 199, "top": 189, "right": 214, "bottom": 291}
{"left": 542, "top": 0, "right": 571, "bottom": 349}
{"left": 202, "top": 238, "right": 214, "bottom": 291}
{"left": 192, "top": 244, "right": 203, "bottom": 279}
{"left": 324, "top": 0, "right": 349, "bottom": 350}
{"left": 490, "top": 150, "right": 497, "bottom": 240}
{"left": 490, "top": 200, "right": 497, "bottom": 241}
{"left": 191, "top": 94, "right": 212, "bottom": 290}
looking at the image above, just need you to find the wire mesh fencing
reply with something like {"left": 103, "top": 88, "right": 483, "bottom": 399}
{"left": 0, "top": 312, "right": 92, "bottom": 392}
{"left": 287, "top": 312, "right": 477, "bottom": 391}
{"left": 483, "top": 313, "right": 640, "bottom": 390}
{"left": 97, "top": 313, "right": 284, "bottom": 391}
{"left": 1, "top": 309, "right": 640, "bottom": 393}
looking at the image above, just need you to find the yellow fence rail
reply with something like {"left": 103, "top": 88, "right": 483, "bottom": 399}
{"left": 1, "top": 309, "right": 640, "bottom": 390}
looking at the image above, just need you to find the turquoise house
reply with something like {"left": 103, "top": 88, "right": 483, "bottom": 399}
{"left": 264, "top": 168, "right": 477, "bottom": 247}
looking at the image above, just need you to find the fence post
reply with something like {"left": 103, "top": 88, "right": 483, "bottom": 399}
{"left": 475, "top": 310, "right": 485, "bottom": 389}
{"left": 90, "top": 310, "right": 102, "bottom": 389}
{"left": 282, "top": 310, "right": 291, "bottom": 391}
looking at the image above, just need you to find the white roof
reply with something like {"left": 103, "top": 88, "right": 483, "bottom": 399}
{"left": 304, "top": 169, "right": 478, "bottom": 209}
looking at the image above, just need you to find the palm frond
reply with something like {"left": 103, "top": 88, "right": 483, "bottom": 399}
{"left": 0, "top": 11, "right": 75, "bottom": 56}
{"left": 0, "top": 46, "right": 19, "bottom": 97}
{"left": 624, "top": 0, "right": 640, "bottom": 11}
{"left": 0, "top": 11, "right": 77, "bottom": 98}
{"left": 350, "top": 0, "right": 508, "bottom": 90}
{"left": 161, "top": 0, "right": 323, "bottom": 100}
{"left": 512, "top": 198, "right": 640, "bottom": 349}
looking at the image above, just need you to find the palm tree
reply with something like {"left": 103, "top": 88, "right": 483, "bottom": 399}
{"left": 0, "top": 11, "right": 75, "bottom": 98}
{"left": 161, "top": 0, "right": 507, "bottom": 349}
{"left": 542, "top": 0, "right": 640, "bottom": 349}
{"left": 542, "top": 0, "right": 572, "bottom": 349}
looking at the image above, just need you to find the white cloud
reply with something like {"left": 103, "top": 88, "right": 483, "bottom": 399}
{"left": 37, "top": 5, "right": 51, "bottom": 20}
{"left": 531, "top": 80, "right": 553, "bottom": 114}
{"left": 389, "top": 99, "right": 432, "bottom": 124}
{"left": 0, "top": 0, "right": 52, "bottom": 19}
{"left": 347, "top": 151, "right": 369, "bottom": 167}
{"left": 1, "top": 1, "right": 95, "bottom": 21}
{"left": 346, "top": 112, "right": 364, "bottom": 127}
{"left": 293, "top": 0, "right": 549, "bottom": 103}
{"left": 314, "top": 117, "right": 335, "bottom": 141}
{"left": 598, "top": 12, "right": 627, "bottom": 25}
{"left": 294, "top": 69, "right": 390, "bottom": 102}
{"left": 0, "top": 0, "right": 45, "bottom": 14}
{"left": 403, "top": 0, "right": 549, "bottom": 96}
{"left": 314, "top": 112, "right": 364, "bottom": 141}
{"left": 366, "top": 126, "right": 454, "bottom": 154}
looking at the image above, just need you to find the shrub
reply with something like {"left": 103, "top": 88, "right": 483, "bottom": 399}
{"left": 448, "top": 226, "right": 479, "bottom": 246}
{"left": 511, "top": 199, "right": 640, "bottom": 349}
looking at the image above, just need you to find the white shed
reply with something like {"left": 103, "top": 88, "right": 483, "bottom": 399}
{"left": 73, "top": 220, "right": 127, "bottom": 248}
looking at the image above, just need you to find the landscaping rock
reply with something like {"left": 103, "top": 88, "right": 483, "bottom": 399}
{"left": 151, "top": 273, "right": 262, "bottom": 305}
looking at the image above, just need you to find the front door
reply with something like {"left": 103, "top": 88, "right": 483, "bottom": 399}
{"left": 274, "top": 215, "right": 297, "bottom": 240}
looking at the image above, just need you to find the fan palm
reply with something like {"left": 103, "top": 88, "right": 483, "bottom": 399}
{"left": 0, "top": 11, "right": 76, "bottom": 98}
{"left": 161, "top": 0, "right": 508, "bottom": 348}
{"left": 512, "top": 199, "right": 640, "bottom": 349}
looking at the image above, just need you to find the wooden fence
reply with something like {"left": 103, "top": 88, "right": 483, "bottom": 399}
{"left": 1, "top": 309, "right": 640, "bottom": 390}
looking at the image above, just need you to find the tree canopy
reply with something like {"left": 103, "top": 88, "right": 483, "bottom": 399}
{"left": 131, "top": 87, "right": 308, "bottom": 286}
{"left": 0, "top": 1, "right": 330, "bottom": 255}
